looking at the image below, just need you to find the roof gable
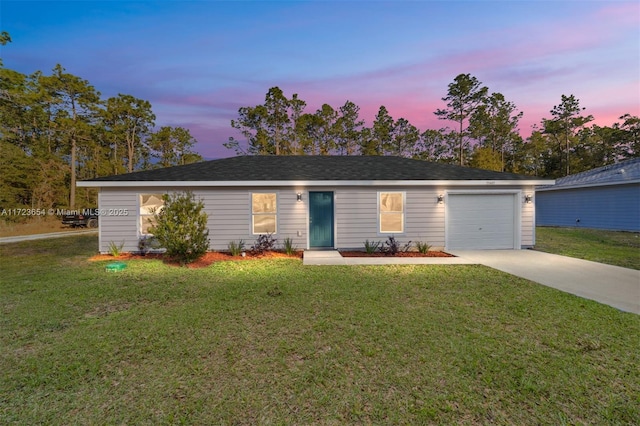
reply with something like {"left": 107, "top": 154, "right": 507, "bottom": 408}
{"left": 84, "top": 156, "right": 545, "bottom": 184}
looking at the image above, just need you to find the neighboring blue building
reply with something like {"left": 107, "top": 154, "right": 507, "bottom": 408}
{"left": 536, "top": 158, "right": 640, "bottom": 232}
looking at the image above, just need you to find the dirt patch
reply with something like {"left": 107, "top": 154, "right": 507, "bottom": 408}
{"left": 89, "top": 250, "right": 303, "bottom": 269}
{"left": 0, "top": 217, "right": 68, "bottom": 237}
{"left": 339, "top": 251, "right": 454, "bottom": 258}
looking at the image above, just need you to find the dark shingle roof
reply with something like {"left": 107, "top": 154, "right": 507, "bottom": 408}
{"left": 86, "top": 155, "right": 543, "bottom": 182}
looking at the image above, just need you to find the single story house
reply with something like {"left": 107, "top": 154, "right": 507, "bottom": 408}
{"left": 536, "top": 158, "right": 640, "bottom": 232}
{"left": 77, "top": 156, "right": 554, "bottom": 253}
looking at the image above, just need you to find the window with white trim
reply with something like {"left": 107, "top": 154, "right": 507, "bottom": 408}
{"left": 379, "top": 192, "right": 404, "bottom": 233}
{"left": 140, "top": 194, "right": 164, "bottom": 235}
{"left": 252, "top": 192, "right": 277, "bottom": 234}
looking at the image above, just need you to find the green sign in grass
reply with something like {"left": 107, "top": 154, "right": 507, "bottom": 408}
{"left": 105, "top": 261, "right": 127, "bottom": 272}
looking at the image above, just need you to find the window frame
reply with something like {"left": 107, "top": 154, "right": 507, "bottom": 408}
{"left": 139, "top": 193, "right": 165, "bottom": 236}
{"left": 251, "top": 192, "right": 278, "bottom": 235}
{"left": 378, "top": 191, "right": 405, "bottom": 234}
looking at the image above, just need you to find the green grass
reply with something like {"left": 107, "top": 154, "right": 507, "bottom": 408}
{"left": 535, "top": 226, "right": 640, "bottom": 269}
{"left": 1, "top": 236, "right": 639, "bottom": 425}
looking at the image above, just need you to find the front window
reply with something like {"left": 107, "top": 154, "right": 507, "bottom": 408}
{"left": 252, "top": 192, "right": 277, "bottom": 234}
{"left": 140, "top": 193, "right": 164, "bottom": 235}
{"left": 379, "top": 192, "right": 404, "bottom": 233}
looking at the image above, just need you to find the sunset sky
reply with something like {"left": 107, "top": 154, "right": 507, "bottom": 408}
{"left": 2, "top": 0, "right": 639, "bottom": 159}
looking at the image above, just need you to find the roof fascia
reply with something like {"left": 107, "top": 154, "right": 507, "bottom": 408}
{"left": 536, "top": 179, "right": 640, "bottom": 192}
{"left": 78, "top": 179, "right": 554, "bottom": 188}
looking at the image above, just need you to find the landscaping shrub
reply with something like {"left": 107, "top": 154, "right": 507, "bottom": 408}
{"left": 251, "top": 233, "right": 277, "bottom": 254}
{"left": 415, "top": 241, "right": 432, "bottom": 254}
{"left": 150, "top": 191, "right": 209, "bottom": 265}
{"left": 107, "top": 240, "right": 124, "bottom": 256}
{"left": 228, "top": 240, "right": 245, "bottom": 256}
{"left": 282, "top": 237, "right": 296, "bottom": 255}
{"left": 364, "top": 239, "right": 381, "bottom": 254}
{"left": 379, "top": 235, "right": 412, "bottom": 255}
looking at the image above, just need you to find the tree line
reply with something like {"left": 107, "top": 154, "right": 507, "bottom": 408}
{"left": 0, "top": 33, "right": 201, "bottom": 212}
{"left": 2, "top": 27, "right": 637, "bottom": 215}
{"left": 225, "top": 75, "right": 639, "bottom": 177}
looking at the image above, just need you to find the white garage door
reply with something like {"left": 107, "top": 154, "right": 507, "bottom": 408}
{"left": 447, "top": 193, "right": 517, "bottom": 250}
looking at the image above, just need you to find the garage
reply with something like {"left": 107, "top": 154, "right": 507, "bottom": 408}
{"left": 446, "top": 193, "right": 518, "bottom": 250}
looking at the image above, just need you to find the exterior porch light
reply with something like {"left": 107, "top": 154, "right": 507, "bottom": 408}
{"left": 524, "top": 194, "right": 532, "bottom": 204}
{"left": 297, "top": 192, "right": 303, "bottom": 202}
{"left": 437, "top": 194, "right": 444, "bottom": 204}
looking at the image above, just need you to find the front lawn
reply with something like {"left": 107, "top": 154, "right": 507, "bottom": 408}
{"left": 1, "top": 236, "right": 638, "bottom": 424}
{"left": 535, "top": 226, "right": 640, "bottom": 269}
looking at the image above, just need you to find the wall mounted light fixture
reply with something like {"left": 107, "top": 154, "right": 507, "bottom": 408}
{"left": 437, "top": 194, "right": 444, "bottom": 204}
{"left": 297, "top": 192, "right": 303, "bottom": 202}
{"left": 524, "top": 194, "right": 532, "bottom": 204}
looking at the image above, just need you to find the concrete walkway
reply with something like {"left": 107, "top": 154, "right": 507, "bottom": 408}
{"left": 303, "top": 250, "right": 640, "bottom": 314}
{"left": 303, "top": 250, "right": 473, "bottom": 266}
{"left": 0, "top": 229, "right": 98, "bottom": 244}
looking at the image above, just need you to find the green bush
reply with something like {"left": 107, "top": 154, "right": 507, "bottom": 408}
{"left": 228, "top": 240, "right": 245, "bottom": 256}
{"left": 107, "top": 240, "right": 125, "bottom": 256}
{"left": 282, "top": 237, "right": 296, "bottom": 255}
{"left": 364, "top": 239, "right": 381, "bottom": 254}
{"left": 150, "top": 191, "right": 210, "bottom": 266}
{"left": 415, "top": 241, "right": 432, "bottom": 254}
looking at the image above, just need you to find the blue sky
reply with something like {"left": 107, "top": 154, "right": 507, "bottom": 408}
{"left": 2, "top": 0, "right": 639, "bottom": 159}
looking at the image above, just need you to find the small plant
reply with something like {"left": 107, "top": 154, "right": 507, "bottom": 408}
{"left": 379, "top": 235, "right": 412, "bottom": 255}
{"left": 415, "top": 241, "right": 432, "bottom": 254}
{"left": 251, "top": 233, "right": 277, "bottom": 255}
{"left": 363, "top": 239, "right": 381, "bottom": 254}
{"left": 228, "top": 240, "right": 245, "bottom": 256}
{"left": 282, "top": 237, "right": 296, "bottom": 255}
{"left": 108, "top": 240, "right": 125, "bottom": 257}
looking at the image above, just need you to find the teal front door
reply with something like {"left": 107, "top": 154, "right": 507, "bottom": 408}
{"left": 309, "top": 191, "right": 334, "bottom": 248}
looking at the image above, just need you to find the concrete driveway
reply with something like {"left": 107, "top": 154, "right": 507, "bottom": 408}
{"left": 304, "top": 249, "right": 639, "bottom": 314}
{"left": 449, "top": 250, "right": 640, "bottom": 314}
{"left": 0, "top": 230, "right": 98, "bottom": 244}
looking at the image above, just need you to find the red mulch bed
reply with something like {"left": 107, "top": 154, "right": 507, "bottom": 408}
{"left": 90, "top": 250, "right": 453, "bottom": 269}
{"left": 339, "top": 251, "right": 454, "bottom": 258}
{"left": 89, "top": 250, "right": 303, "bottom": 269}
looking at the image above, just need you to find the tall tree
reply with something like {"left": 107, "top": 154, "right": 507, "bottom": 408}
{"left": 387, "top": 117, "right": 420, "bottom": 158}
{"left": 314, "top": 104, "right": 338, "bottom": 155}
{"left": 39, "top": 64, "right": 101, "bottom": 208}
{"left": 615, "top": 114, "right": 640, "bottom": 159}
{"left": 434, "top": 73, "right": 488, "bottom": 166}
{"left": 543, "top": 94, "right": 593, "bottom": 176}
{"left": 287, "top": 93, "right": 307, "bottom": 154}
{"left": 148, "top": 126, "right": 202, "bottom": 168}
{"left": 228, "top": 104, "right": 270, "bottom": 155}
{"left": 0, "top": 31, "right": 11, "bottom": 67}
{"left": 414, "top": 128, "right": 458, "bottom": 164}
{"left": 102, "top": 94, "right": 155, "bottom": 173}
{"left": 367, "top": 105, "right": 394, "bottom": 156}
{"left": 334, "top": 100, "right": 364, "bottom": 155}
{"left": 229, "top": 87, "right": 297, "bottom": 155}
{"left": 468, "top": 92, "right": 523, "bottom": 171}
{"left": 264, "top": 87, "right": 290, "bottom": 155}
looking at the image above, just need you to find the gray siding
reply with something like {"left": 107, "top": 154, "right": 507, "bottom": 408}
{"left": 196, "top": 188, "right": 307, "bottom": 251}
{"left": 536, "top": 183, "right": 640, "bottom": 232}
{"left": 335, "top": 187, "right": 446, "bottom": 250}
{"left": 98, "top": 187, "right": 308, "bottom": 253}
{"left": 97, "top": 184, "right": 536, "bottom": 253}
{"left": 98, "top": 189, "right": 140, "bottom": 253}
